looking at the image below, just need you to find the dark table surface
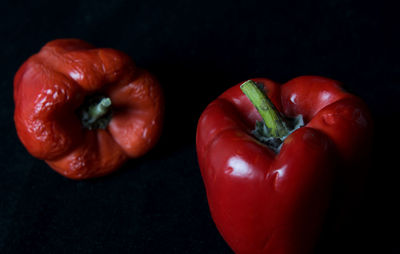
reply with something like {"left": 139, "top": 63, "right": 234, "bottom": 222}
{"left": 1, "top": 0, "right": 399, "bottom": 253}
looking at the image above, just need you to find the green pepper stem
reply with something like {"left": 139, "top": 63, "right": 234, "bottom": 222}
{"left": 87, "top": 97, "right": 112, "bottom": 124}
{"left": 240, "top": 80, "right": 289, "bottom": 138}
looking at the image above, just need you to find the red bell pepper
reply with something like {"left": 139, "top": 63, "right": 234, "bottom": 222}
{"left": 14, "top": 39, "right": 164, "bottom": 179}
{"left": 196, "top": 76, "right": 372, "bottom": 254}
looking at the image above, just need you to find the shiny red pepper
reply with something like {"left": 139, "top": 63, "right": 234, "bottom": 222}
{"left": 196, "top": 76, "right": 372, "bottom": 254}
{"left": 14, "top": 39, "right": 164, "bottom": 179}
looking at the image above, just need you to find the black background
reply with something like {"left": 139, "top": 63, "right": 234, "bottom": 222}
{"left": 1, "top": 0, "right": 399, "bottom": 253}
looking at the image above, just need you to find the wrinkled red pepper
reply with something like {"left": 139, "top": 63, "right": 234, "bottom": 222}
{"left": 196, "top": 76, "right": 372, "bottom": 254}
{"left": 14, "top": 39, "right": 164, "bottom": 179}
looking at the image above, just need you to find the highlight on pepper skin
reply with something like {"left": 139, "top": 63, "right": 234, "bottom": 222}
{"left": 196, "top": 77, "right": 373, "bottom": 254}
{"left": 13, "top": 39, "right": 164, "bottom": 179}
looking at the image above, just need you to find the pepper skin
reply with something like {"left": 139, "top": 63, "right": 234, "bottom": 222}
{"left": 14, "top": 39, "right": 164, "bottom": 179}
{"left": 196, "top": 76, "right": 372, "bottom": 254}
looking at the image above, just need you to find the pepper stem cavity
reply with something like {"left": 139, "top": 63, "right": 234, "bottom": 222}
{"left": 78, "top": 95, "right": 113, "bottom": 130}
{"left": 240, "top": 80, "right": 289, "bottom": 138}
